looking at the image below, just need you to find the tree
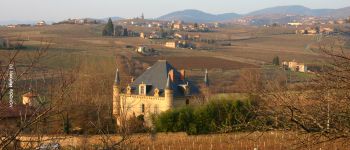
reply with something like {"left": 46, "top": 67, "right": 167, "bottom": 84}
{"left": 194, "top": 23, "right": 198, "bottom": 28}
{"left": 315, "top": 26, "right": 320, "bottom": 34}
{"left": 272, "top": 56, "right": 280, "bottom": 66}
{"left": 63, "top": 113, "right": 70, "bottom": 134}
{"left": 0, "top": 42, "right": 78, "bottom": 149}
{"left": 258, "top": 37, "right": 350, "bottom": 148}
{"left": 102, "top": 18, "right": 114, "bottom": 36}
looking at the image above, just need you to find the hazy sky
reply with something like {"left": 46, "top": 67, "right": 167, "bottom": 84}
{"left": 1, "top": 0, "right": 350, "bottom": 21}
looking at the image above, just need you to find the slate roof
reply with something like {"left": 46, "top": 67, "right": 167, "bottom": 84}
{"left": 130, "top": 60, "right": 199, "bottom": 97}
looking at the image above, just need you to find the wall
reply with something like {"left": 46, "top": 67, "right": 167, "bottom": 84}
{"left": 118, "top": 94, "right": 188, "bottom": 125}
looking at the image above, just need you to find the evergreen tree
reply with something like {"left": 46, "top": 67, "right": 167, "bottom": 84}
{"left": 63, "top": 113, "right": 70, "bottom": 134}
{"left": 102, "top": 18, "right": 114, "bottom": 36}
{"left": 272, "top": 56, "right": 280, "bottom": 66}
{"left": 194, "top": 23, "right": 198, "bottom": 28}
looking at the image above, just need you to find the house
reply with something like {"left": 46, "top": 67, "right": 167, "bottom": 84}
{"left": 189, "top": 35, "right": 201, "bottom": 40}
{"left": 140, "top": 32, "right": 146, "bottom": 38}
{"left": 136, "top": 46, "right": 158, "bottom": 56}
{"left": 165, "top": 41, "right": 178, "bottom": 48}
{"left": 7, "top": 25, "right": 17, "bottom": 28}
{"left": 214, "top": 22, "right": 222, "bottom": 28}
{"left": 173, "top": 23, "right": 183, "bottom": 30}
{"left": 149, "top": 32, "right": 162, "bottom": 39}
{"left": 112, "top": 60, "right": 207, "bottom": 125}
{"left": 336, "top": 19, "right": 345, "bottom": 24}
{"left": 283, "top": 60, "right": 308, "bottom": 72}
{"left": 136, "top": 46, "right": 147, "bottom": 53}
{"left": 36, "top": 21, "right": 47, "bottom": 26}
{"left": 320, "top": 27, "right": 334, "bottom": 34}
{"left": 288, "top": 22, "right": 303, "bottom": 27}
{"left": 0, "top": 89, "right": 41, "bottom": 133}
{"left": 174, "top": 33, "right": 188, "bottom": 40}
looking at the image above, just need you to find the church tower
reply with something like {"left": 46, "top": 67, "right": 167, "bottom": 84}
{"left": 112, "top": 68, "right": 121, "bottom": 117}
{"left": 164, "top": 74, "right": 173, "bottom": 110}
{"left": 141, "top": 13, "right": 145, "bottom": 20}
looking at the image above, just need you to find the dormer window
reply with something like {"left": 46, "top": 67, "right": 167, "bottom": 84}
{"left": 139, "top": 82, "right": 147, "bottom": 95}
{"left": 154, "top": 88, "right": 160, "bottom": 97}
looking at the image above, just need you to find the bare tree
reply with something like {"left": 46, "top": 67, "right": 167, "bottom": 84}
{"left": 0, "top": 43, "right": 78, "bottom": 149}
{"left": 255, "top": 36, "right": 350, "bottom": 148}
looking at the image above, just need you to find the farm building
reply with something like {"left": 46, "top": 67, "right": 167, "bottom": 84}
{"left": 283, "top": 60, "right": 308, "bottom": 73}
{"left": 36, "top": 20, "right": 47, "bottom": 26}
{"left": 165, "top": 41, "right": 178, "bottom": 48}
{"left": 172, "top": 23, "right": 183, "bottom": 30}
{"left": 135, "top": 46, "right": 158, "bottom": 56}
{"left": 112, "top": 60, "right": 207, "bottom": 125}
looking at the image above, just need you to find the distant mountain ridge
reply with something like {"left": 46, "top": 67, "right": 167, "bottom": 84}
{"left": 158, "top": 9, "right": 241, "bottom": 23}
{"left": 246, "top": 5, "right": 335, "bottom": 16}
{"left": 157, "top": 5, "right": 350, "bottom": 23}
{"left": 1, "top": 5, "right": 349, "bottom": 25}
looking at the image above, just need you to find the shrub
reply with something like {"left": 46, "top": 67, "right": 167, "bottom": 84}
{"left": 153, "top": 99, "right": 257, "bottom": 135}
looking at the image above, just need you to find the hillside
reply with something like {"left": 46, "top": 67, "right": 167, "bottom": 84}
{"left": 330, "top": 6, "right": 350, "bottom": 18}
{"left": 158, "top": 9, "right": 241, "bottom": 23}
{"left": 246, "top": 5, "right": 350, "bottom": 18}
{"left": 157, "top": 6, "right": 350, "bottom": 23}
{"left": 247, "top": 5, "right": 334, "bottom": 16}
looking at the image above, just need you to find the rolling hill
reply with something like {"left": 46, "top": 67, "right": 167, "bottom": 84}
{"left": 157, "top": 6, "right": 350, "bottom": 23}
{"left": 247, "top": 5, "right": 334, "bottom": 16}
{"left": 158, "top": 9, "right": 241, "bottom": 23}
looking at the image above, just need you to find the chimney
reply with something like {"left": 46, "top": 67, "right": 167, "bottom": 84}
{"left": 168, "top": 69, "right": 174, "bottom": 82}
{"left": 180, "top": 69, "right": 185, "bottom": 80}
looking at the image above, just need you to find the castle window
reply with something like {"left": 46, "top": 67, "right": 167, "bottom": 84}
{"left": 186, "top": 99, "right": 189, "bottom": 105}
{"left": 141, "top": 104, "right": 145, "bottom": 113}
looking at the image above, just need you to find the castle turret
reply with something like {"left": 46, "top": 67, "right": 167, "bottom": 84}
{"left": 164, "top": 74, "right": 173, "bottom": 110}
{"left": 113, "top": 68, "right": 121, "bottom": 116}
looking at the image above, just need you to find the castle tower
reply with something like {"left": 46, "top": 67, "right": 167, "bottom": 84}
{"left": 112, "top": 68, "right": 121, "bottom": 117}
{"left": 164, "top": 74, "right": 173, "bottom": 110}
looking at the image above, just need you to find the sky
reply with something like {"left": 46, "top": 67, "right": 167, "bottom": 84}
{"left": 1, "top": 0, "right": 350, "bottom": 22}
